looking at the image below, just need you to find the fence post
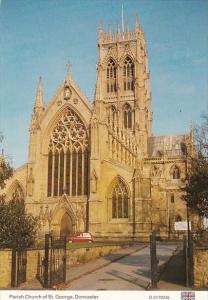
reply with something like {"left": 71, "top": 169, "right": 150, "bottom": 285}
{"left": 150, "top": 232, "right": 158, "bottom": 289}
{"left": 11, "top": 241, "right": 17, "bottom": 287}
{"left": 184, "top": 235, "right": 189, "bottom": 287}
{"left": 185, "top": 232, "right": 194, "bottom": 287}
{"left": 189, "top": 233, "right": 194, "bottom": 287}
{"left": 44, "top": 234, "right": 50, "bottom": 288}
{"left": 63, "top": 236, "right": 67, "bottom": 283}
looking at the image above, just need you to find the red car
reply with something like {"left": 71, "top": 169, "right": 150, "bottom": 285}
{"left": 67, "top": 232, "right": 94, "bottom": 243}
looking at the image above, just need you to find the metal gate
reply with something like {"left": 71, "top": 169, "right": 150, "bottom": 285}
{"left": 150, "top": 232, "right": 158, "bottom": 289}
{"left": 11, "top": 242, "right": 27, "bottom": 287}
{"left": 37, "top": 234, "right": 67, "bottom": 288}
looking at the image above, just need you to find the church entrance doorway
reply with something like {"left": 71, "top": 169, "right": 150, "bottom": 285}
{"left": 60, "top": 212, "right": 74, "bottom": 236}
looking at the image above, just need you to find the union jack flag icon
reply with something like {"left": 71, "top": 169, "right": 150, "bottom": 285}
{"left": 181, "top": 292, "right": 195, "bottom": 300}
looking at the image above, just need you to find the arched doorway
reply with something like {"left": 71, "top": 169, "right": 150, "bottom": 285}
{"left": 60, "top": 212, "right": 74, "bottom": 236}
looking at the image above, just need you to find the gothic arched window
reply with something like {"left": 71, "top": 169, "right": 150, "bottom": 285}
{"left": 47, "top": 107, "right": 89, "bottom": 197}
{"left": 123, "top": 56, "right": 134, "bottom": 91}
{"left": 172, "top": 165, "right": 180, "bottom": 179}
{"left": 123, "top": 103, "right": 132, "bottom": 129}
{"left": 110, "top": 178, "right": 129, "bottom": 219}
{"left": 107, "top": 58, "right": 117, "bottom": 93}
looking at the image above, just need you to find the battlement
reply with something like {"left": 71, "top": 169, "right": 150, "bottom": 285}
{"left": 98, "top": 17, "right": 145, "bottom": 44}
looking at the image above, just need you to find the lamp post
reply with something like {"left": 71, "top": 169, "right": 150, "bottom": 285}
{"left": 184, "top": 143, "right": 193, "bottom": 287}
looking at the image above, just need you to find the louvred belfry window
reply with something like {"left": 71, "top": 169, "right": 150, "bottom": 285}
{"left": 123, "top": 56, "right": 134, "bottom": 91}
{"left": 107, "top": 58, "right": 117, "bottom": 93}
{"left": 47, "top": 107, "right": 89, "bottom": 197}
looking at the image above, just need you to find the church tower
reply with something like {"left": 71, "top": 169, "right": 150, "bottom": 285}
{"left": 95, "top": 17, "right": 152, "bottom": 157}
{"left": 89, "top": 17, "right": 153, "bottom": 239}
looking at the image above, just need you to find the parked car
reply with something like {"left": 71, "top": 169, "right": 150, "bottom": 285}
{"left": 66, "top": 232, "right": 94, "bottom": 243}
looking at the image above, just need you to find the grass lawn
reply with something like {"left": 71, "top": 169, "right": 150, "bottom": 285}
{"left": 36, "top": 239, "right": 134, "bottom": 249}
{"left": 67, "top": 240, "right": 134, "bottom": 249}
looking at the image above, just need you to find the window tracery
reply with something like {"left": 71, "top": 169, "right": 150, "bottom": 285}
{"left": 47, "top": 107, "right": 89, "bottom": 197}
{"left": 107, "top": 58, "right": 117, "bottom": 93}
{"left": 123, "top": 56, "right": 134, "bottom": 91}
{"left": 110, "top": 178, "right": 129, "bottom": 219}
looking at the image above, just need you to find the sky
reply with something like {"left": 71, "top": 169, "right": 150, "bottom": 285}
{"left": 0, "top": 0, "right": 208, "bottom": 167}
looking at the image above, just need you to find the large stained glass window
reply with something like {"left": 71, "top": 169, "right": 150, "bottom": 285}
{"left": 47, "top": 107, "right": 89, "bottom": 197}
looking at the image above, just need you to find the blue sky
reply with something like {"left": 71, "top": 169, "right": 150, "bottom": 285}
{"left": 0, "top": 0, "right": 208, "bottom": 167}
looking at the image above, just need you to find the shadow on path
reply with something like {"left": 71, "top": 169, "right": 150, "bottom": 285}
{"left": 158, "top": 249, "right": 187, "bottom": 290}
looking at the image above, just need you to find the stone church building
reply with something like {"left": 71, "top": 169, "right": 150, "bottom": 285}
{"left": 4, "top": 18, "right": 196, "bottom": 240}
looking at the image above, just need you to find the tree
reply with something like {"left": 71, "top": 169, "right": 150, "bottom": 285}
{"left": 0, "top": 134, "right": 39, "bottom": 248}
{"left": 0, "top": 197, "right": 39, "bottom": 248}
{"left": 183, "top": 116, "right": 208, "bottom": 218}
{"left": 0, "top": 133, "right": 13, "bottom": 189}
{"left": 184, "top": 154, "right": 208, "bottom": 218}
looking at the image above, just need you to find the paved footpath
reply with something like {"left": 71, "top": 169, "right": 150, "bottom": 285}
{"left": 19, "top": 242, "right": 178, "bottom": 290}
{"left": 19, "top": 243, "right": 146, "bottom": 290}
{"left": 63, "top": 242, "right": 178, "bottom": 290}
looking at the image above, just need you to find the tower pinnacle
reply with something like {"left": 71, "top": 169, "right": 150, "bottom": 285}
{"left": 135, "top": 15, "right": 141, "bottom": 34}
{"left": 34, "top": 76, "right": 44, "bottom": 111}
{"left": 65, "top": 63, "right": 71, "bottom": 82}
{"left": 98, "top": 21, "right": 103, "bottom": 40}
{"left": 94, "top": 67, "right": 103, "bottom": 101}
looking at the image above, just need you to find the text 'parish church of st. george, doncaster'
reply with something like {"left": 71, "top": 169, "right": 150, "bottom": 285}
{"left": 4, "top": 17, "right": 200, "bottom": 240}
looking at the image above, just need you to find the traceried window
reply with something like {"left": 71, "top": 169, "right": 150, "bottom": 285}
{"left": 107, "top": 58, "right": 117, "bottom": 93}
{"left": 123, "top": 103, "right": 133, "bottom": 129}
{"left": 47, "top": 107, "right": 89, "bottom": 197}
{"left": 110, "top": 178, "right": 129, "bottom": 219}
{"left": 123, "top": 56, "right": 134, "bottom": 91}
{"left": 172, "top": 166, "right": 180, "bottom": 179}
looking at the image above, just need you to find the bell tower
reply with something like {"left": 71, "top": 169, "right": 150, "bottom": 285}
{"left": 95, "top": 17, "right": 152, "bottom": 156}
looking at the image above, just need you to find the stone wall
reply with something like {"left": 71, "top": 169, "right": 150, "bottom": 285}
{"left": 26, "top": 249, "right": 44, "bottom": 282}
{"left": 193, "top": 247, "right": 208, "bottom": 288}
{"left": 0, "top": 249, "right": 12, "bottom": 288}
{"left": 66, "top": 245, "right": 122, "bottom": 267}
{"left": 0, "top": 244, "right": 124, "bottom": 288}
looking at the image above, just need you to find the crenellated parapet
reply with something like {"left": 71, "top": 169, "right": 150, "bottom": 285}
{"left": 98, "top": 17, "right": 145, "bottom": 45}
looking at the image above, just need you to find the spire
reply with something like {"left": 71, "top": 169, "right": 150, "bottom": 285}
{"left": 65, "top": 63, "right": 71, "bottom": 83}
{"left": 34, "top": 76, "right": 44, "bottom": 110}
{"left": 121, "top": 4, "right": 124, "bottom": 32}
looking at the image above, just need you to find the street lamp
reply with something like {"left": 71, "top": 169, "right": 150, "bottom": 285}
{"left": 184, "top": 142, "right": 193, "bottom": 287}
